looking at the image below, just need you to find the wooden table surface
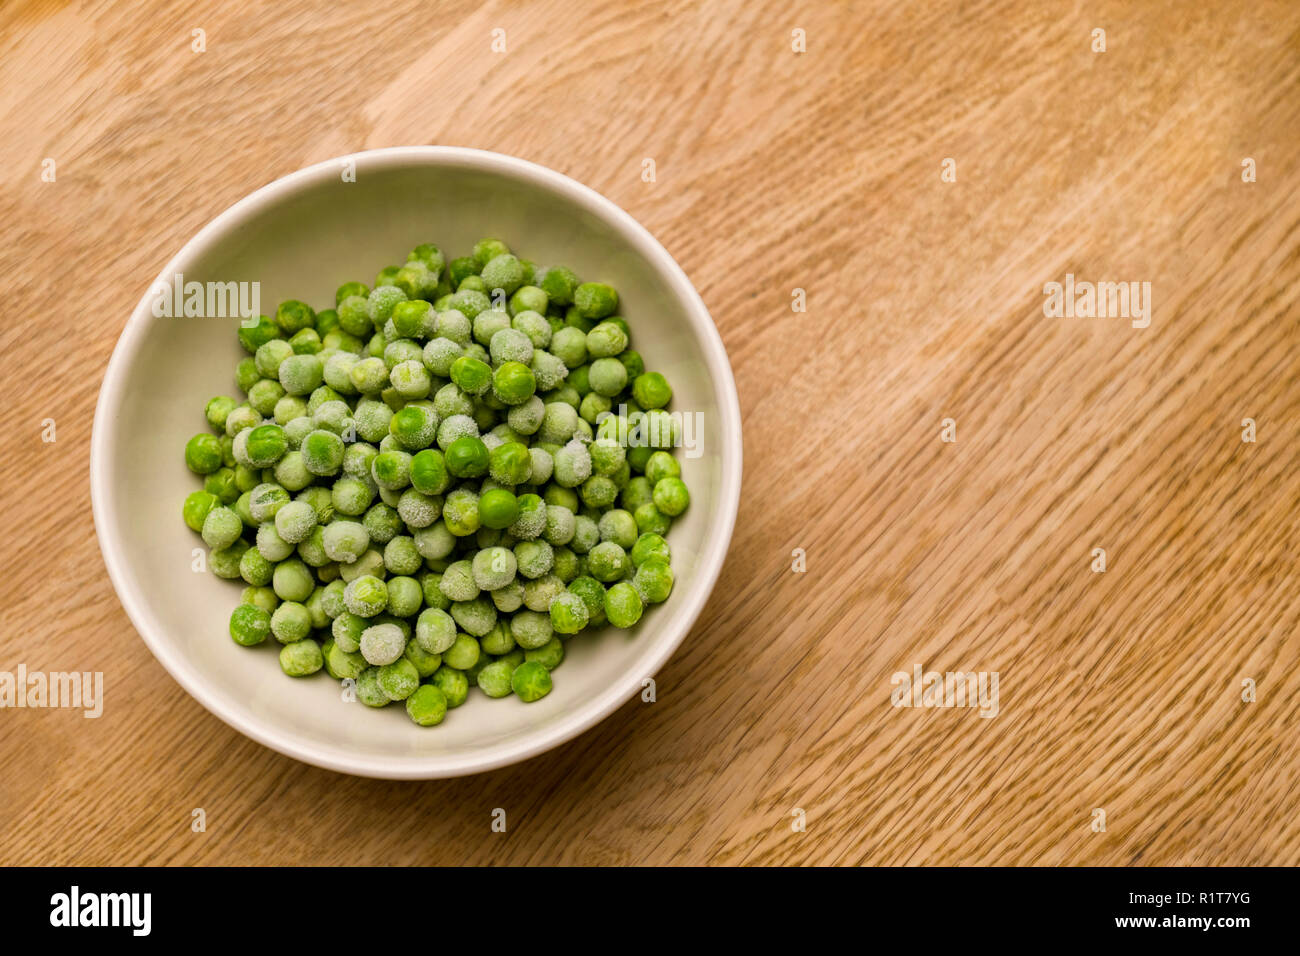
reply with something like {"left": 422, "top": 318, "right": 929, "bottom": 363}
{"left": 2, "top": 0, "right": 1298, "bottom": 866}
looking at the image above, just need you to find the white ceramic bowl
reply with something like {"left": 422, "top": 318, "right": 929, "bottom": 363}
{"left": 91, "top": 146, "right": 742, "bottom": 778}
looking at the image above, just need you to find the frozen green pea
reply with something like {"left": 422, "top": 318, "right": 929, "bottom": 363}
{"left": 185, "top": 433, "right": 223, "bottom": 474}
{"left": 587, "top": 541, "right": 629, "bottom": 582}
{"left": 553, "top": 439, "right": 593, "bottom": 488}
{"left": 472, "top": 546, "right": 518, "bottom": 590}
{"left": 273, "top": 558, "right": 315, "bottom": 602}
{"left": 525, "top": 636, "right": 565, "bottom": 670}
{"left": 514, "top": 538, "right": 554, "bottom": 579}
{"left": 540, "top": 265, "right": 579, "bottom": 306}
{"left": 634, "top": 502, "right": 672, "bottom": 536}
{"left": 511, "top": 308, "right": 551, "bottom": 346}
{"left": 429, "top": 666, "right": 468, "bottom": 708}
{"left": 274, "top": 299, "right": 315, "bottom": 335}
{"left": 588, "top": 439, "right": 625, "bottom": 478}
{"left": 327, "top": 642, "right": 368, "bottom": 680}
{"left": 530, "top": 350, "right": 568, "bottom": 392}
{"left": 587, "top": 357, "right": 627, "bottom": 397}
{"left": 631, "top": 371, "right": 672, "bottom": 409}
{"left": 332, "top": 611, "right": 366, "bottom": 653}
{"left": 523, "top": 574, "right": 564, "bottom": 612}
{"left": 442, "top": 487, "right": 481, "bottom": 536}
{"left": 403, "top": 638, "right": 442, "bottom": 679}
{"left": 239, "top": 547, "right": 274, "bottom": 586}
{"left": 480, "top": 620, "right": 516, "bottom": 655}
{"left": 537, "top": 401, "right": 579, "bottom": 443}
{"left": 379, "top": 530, "right": 421, "bottom": 574}
{"left": 353, "top": 398, "right": 393, "bottom": 442}
{"left": 273, "top": 500, "right": 317, "bottom": 544}
{"left": 359, "top": 621, "right": 406, "bottom": 665}
{"left": 652, "top": 476, "right": 690, "bottom": 516}
{"left": 405, "top": 684, "right": 448, "bottom": 725}
{"left": 604, "top": 580, "right": 643, "bottom": 628}
{"left": 224, "top": 404, "right": 263, "bottom": 438}
{"left": 510, "top": 610, "right": 553, "bottom": 650}
{"left": 597, "top": 509, "right": 637, "bottom": 549}
{"left": 201, "top": 506, "right": 242, "bottom": 550}
{"left": 331, "top": 477, "right": 375, "bottom": 517}
{"left": 549, "top": 591, "right": 588, "bottom": 635}
{"left": 371, "top": 450, "right": 412, "bottom": 490}
{"left": 511, "top": 660, "right": 553, "bottom": 702}
{"left": 210, "top": 540, "right": 249, "bottom": 579}
{"left": 644, "top": 450, "right": 680, "bottom": 484}
{"left": 630, "top": 532, "right": 670, "bottom": 566}
{"left": 272, "top": 452, "right": 310, "bottom": 491}
{"left": 480, "top": 254, "right": 525, "bottom": 297}
{"left": 634, "top": 558, "right": 674, "bottom": 604}
{"left": 345, "top": 575, "right": 389, "bottom": 618}
{"left": 581, "top": 475, "right": 618, "bottom": 509}
{"left": 568, "top": 576, "right": 607, "bottom": 626}
{"left": 255, "top": 339, "right": 294, "bottom": 379}
{"left": 436, "top": 413, "right": 479, "bottom": 450}
{"left": 274, "top": 394, "right": 309, "bottom": 425}
{"left": 491, "top": 579, "right": 525, "bottom": 613}
{"left": 573, "top": 282, "right": 618, "bottom": 319}
{"left": 183, "top": 490, "right": 220, "bottom": 532}
{"left": 552, "top": 546, "right": 579, "bottom": 582}
{"left": 241, "top": 585, "right": 279, "bottom": 614}
{"left": 279, "top": 639, "right": 323, "bottom": 677}
{"left": 447, "top": 289, "right": 491, "bottom": 320}
{"left": 229, "top": 603, "right": 271, "bottom": 646}
{"left": 472, "top": 237, "right": 511, "bottom": 267}
{"left": 414, "top": 521, "right": 457, "bottom": 562}
{"left": 491, "top": 360, "right": 535, "bottom": 406}
{"left": 475, "top": 659, "right": 516, "bottom": 698}
{"left": 386, "top": 575, "right": 423, "bottom": 617}
{"left": 271, "top": 601, "right": 311, "bottom": 643}
{"left": 355, "top": 667, "right": 390, "bottom": 707}
{"left": 451, "top": 597, "right": 497, "bottom": 636}
{"left": 339, "top": 548, "right": 386, "bottom": 583}
{"left": 434, "top": 309, "right": 473, "bottom": 345}
{"left": 378, "top": 658, "right": 420, "bottom": 700}
{"left": 586, "top": 321, "right": 628, "bottom": 358}
{"left": 443, "top": 633, "right": 481, "bottom": 671}
{"left": 205, "top": 395, "right": 237, "bottom": 431}
{"left": 246, "top": 379, "right": 286, "bottom": 417}
{"left": 321, "top": 579, "right": 348, "bottom": 618}
{"left": 570, "top": 514, "right": 600, "bottom": 554}
{"left": 416, "top": 607, "right": 458, "bottom": 654}
{"left": 389, "top": 404, "right": 438, "bottom": 451}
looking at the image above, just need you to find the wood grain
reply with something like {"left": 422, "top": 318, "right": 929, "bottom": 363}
{"left": 1, "top": 0, "right": 1298, "bottom": 865}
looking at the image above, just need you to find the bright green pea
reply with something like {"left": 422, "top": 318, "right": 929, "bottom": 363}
{"left": 652, "top": 476, "right": 690, "bottom": 516}
{"left": 510, "top": 660, "right": 553, "bottom": 702}
{"left": 405, "top": 684, "right": 448, "bottom": 725}
{"left": 445, "top": 435, "right": 489, "bottom": 478}
{"left": 185, "top": 433, "right": 223, "bottom": 474}
{"left": 229, "top": 604, "right": 271, "bottom": 646}
{"left": 183, "top": 490, "right": 220, "bottom": 532}
{"left": 604, "top": 581, "right": 643, "bottom": 628}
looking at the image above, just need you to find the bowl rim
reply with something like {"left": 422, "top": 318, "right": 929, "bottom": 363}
{"left": 90, "top": 145, "right": 743, "bottom": 778}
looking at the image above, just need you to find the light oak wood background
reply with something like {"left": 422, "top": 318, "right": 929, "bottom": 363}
{"left": 1, "top": 0, "right": 1298, "bottom": 866}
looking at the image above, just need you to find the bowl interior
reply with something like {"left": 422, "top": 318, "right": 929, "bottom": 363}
{"left": 94, "top": 149, "right": 737, "bottom": 777}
